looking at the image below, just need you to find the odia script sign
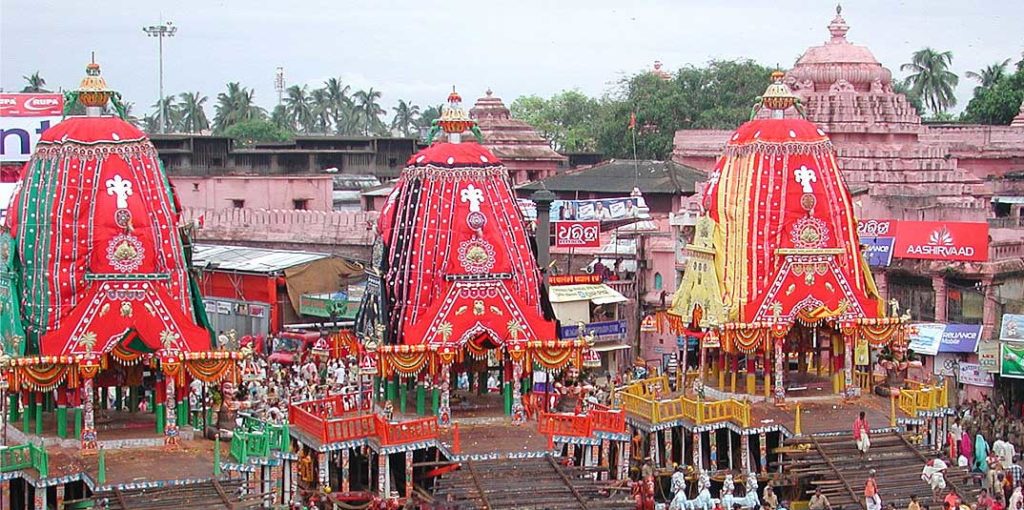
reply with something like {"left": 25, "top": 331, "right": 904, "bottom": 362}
{"left": 554, "top": 220, "right": 600, "bottom": 248}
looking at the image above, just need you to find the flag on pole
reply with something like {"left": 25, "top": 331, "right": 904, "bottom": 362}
{"left": 628, "top": 112, "right": 637, "bottom": 130}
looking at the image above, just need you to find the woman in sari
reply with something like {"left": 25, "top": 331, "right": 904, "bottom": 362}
{"left": 962, "top": 431, "right": 974, "bottom": 467}
{"left": 976, "top": 433, "right": 991, "bottom": 473}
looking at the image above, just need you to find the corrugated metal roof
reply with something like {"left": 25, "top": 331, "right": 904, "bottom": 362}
{"left": 192, "top": 244, "right": 329, "bottom": 273}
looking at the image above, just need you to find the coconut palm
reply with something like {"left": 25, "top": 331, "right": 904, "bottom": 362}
{"left": 151, "top": 96, "right": 182, "bottom": 133}
{"left": 390, "top": 100, "right": 420, "bottom": 137}
{"left": 353, "top": 88, "right": 386, "bottom": 136}
{"left": 177, "top": 92, "right": 210, "bottom": 133}
{"left": 284, "top": 85, "right": 316, "bottom": 133}
{"left": 270, "top": 104, "right": 293, "bottom": 131}
{"left": 965, "top": 59, "right": 1012, "bottom": 95}
{"left": 323, "top": 78, "right": 356, "bottom": 135}
{"left": 310, "top": 88, "right": 333, "bottom": 134}
{"left": 416, "top": 104, "right": 443, "bottom": 129}
{"left": 900, "top": 48, "right": 959, "bottom": 116}
{"left": 213, "top": 82, "right": 266, "bottom": 132}
{"left": 21, "top": 71, "right": 49, "bottom": 93}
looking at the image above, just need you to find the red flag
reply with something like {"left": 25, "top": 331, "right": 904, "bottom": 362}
{"left": 628, "top": 112, "right": 637, "bottom": 130}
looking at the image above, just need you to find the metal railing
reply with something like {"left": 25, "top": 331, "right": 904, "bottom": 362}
{"left": 898, "top": 380, "right": 949, "bottom": 416}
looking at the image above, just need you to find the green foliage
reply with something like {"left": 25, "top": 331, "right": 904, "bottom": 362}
{"left": 511, "top": 90, "right": 601, "bottom": 152}
{"left": 891, "top": 81, "right": 925, "bottom": 115}
{"left": 390, "top": 99, "right": 421, "bottom": 138}
{"left": 900, "top": 48, "right": 959, "bottom": 116}
{"left": 213, "top": 82, "right": 267, "bottom": 132}
{"left": 222, "top": 118, "right": 291, "bottom": 147}
{"left": 962, "top": 60, "right": 1024, "bottom": 125}
{"left": 511, "top": 60, "right": 774, "bottom": 160}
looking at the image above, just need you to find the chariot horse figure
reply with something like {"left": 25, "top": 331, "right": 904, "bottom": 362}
{"left": 727, "top": 472, "right": 761, "bottom": 509}
{"left": 720, "top": 474, "right": 737, "bottom": 510}
{"left": 669, "top": 470, "right": 717, "bottom": 510}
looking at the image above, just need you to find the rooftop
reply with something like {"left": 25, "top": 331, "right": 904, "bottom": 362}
{"left": 192, "top": 244, "right": 329, "bottom": 273}
{"left": 470, "top": 90, "right": 567, "bottom": 163}
{"left": 518, "top": 159, "right": 703, "bottom": 195}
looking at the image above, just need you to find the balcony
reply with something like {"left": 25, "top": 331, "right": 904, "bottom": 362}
{"left": 989, "top": 216, "right": 1024, "bottom": 229}
{"left": 605, "top": 279, "right": 637, "bottom": 300}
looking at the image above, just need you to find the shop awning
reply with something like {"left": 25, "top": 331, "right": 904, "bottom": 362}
{"left": 592, "top": 341, "right": 632, "bottom": 352}
{"left": 993, "top": 196, "right": 1024, "bottom": 204}
{"left": 549, "top": 284, "right": 628, "bottom": 305}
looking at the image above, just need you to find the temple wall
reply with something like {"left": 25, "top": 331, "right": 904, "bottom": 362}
{"left": 171, "top": 175, "right": 334, "bottom": 212}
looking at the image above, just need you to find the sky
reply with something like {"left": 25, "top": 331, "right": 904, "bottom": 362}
{"left": 2, "top": 0, "right": 1022, "bottom": 118}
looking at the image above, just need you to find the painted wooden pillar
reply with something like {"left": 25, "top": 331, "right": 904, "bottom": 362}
{"left": 728, "top": 430, "right": 735, "bottom": 470}
{"left": 619, "top": 439, "right": 631, "bottom": 480}
{"left": 741, "top": 433, "right": 751, "bottom": 474}
{"left": 648, "top": 433, "right": 658, "bottom": 466}
{"left": 164, "top": 374, "right": 179, "bottom": 446}
{"left": 56, "top": 483, "right": 65, "bottom": 510}
{"left": 33, "top": 392, "right": 43, "bottom": 435}
{"left": 438, "top": 363, "right": 452, "bottom": 427}
{"left": 746, "top": 357, "right": 756, "bottom": 395}
{"left": 82, "top": 378, "right": 97, "bottom": 450}
{"left": 511, "top": 357, "right": 525, "bottom": 425}
{"left": 717, "top": 352, "right": 725, "bottom": 389}
{"left": 379, "top": 452, "right": 390, "bottom": 498}
{"left": 341, "top": 448, "right": 350, "bottom": 493}
{"left": 398, "top": 376, "right": 408, "bottom": 414}
{"left": 56, "top": 388, "right": 68, "bottom": 439}
{"left": 318, "top": 451, "right": 329, "bottom": 490}
{"left": 843, "top": 334, "right": 855, "bottom": 397}
{"left": 773, "top": 338, "right": 785, "bottom": 402}
{"left": 693, "top": 430, "right": 703, "bottom": 471}
{"left": 405, "top": 450, "right": 414, "bottom": 499}
{"left": 35, "top": 483, "right": 47, "bottom": 510}
{"left": 415, "top": 373, "right": 426, "bottom": 416}
{"left": 709, "top": 429, "right": 718, "bottom": 471}
{"left": 663, "top": 428, "right": 673, "bottom": 468}
{"left": 600, "top": 439, "right": 611, "bottom": 481}
{"left": 758, "top": 431, "right": 768, "bottom": 475}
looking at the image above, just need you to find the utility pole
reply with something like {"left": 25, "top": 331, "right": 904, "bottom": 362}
{"left": 143, "top": 21, "right": 177, "bottom": 133}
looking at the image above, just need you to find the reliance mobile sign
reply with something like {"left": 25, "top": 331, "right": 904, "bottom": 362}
{"left": 1, "top": 93, "right": 64, "bottom": 163}
{"left": 893, "top": 221, "right": 988, "bottom": 262}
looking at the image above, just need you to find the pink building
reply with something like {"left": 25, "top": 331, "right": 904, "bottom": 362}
{"left": 172, "top": 175, "right": 334, "bottom": 211}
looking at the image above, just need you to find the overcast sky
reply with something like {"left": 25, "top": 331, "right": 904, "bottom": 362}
{"left": 2, "top": 0, "right": 1022, "bottom": 117}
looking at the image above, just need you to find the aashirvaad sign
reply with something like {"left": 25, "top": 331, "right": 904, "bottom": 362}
{"left": 1, "top": 93, "right": 64, "bottom": 163}
{"left": 892, "top": 221, "right": 988, "bottom": 262}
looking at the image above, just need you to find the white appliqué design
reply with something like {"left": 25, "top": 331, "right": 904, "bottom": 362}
{"left": 106, "top": 175, "right": 134, "bottom": 209}
{"left": 793, "top": 165, "right": 817, "bottom": 193}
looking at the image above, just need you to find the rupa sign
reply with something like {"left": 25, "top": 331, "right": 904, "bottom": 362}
{"left": 1, "top": 93, "right": 64, "bottom": 163}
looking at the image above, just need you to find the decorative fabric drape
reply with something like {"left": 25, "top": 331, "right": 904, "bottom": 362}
{"left": 856, "top": 318, "right": 905, "bottom": 347}
{"left": 529, "top": 342, "right": 582, "bottom": 370}
{"left": 17, "top": 364, "right": 71, "bottom": 391}
{"left": 185, "top": 358, "right": 238, "bottom": 383}
{"left": 380, "top": 350, "right": 431, "bottom": 378}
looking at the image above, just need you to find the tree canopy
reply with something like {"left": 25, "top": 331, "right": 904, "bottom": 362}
{"left": 962, "top": 58, "right": 1024, "bottom": 125}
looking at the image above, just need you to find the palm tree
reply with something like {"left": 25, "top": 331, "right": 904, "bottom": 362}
{"left": 900, "top": 48, "right": 959, "bottom": 116}
{"left": 284, "top": 85, "right": 315, "bottom": 133}
{"left": 213, "top": 82, "right": 266, "bottom": 132}
{"left": 416, "top": 104, "right": 444, "bottom": 129}
{"left": 390, "top": 100, "right": 420, "bottom": 137}
{"left": 353, "top": 88, "right": 386, "bottom": 136}
{"left": 21, "top": 71, "right": 49, "bottom": 93}
{"left": 151, "top": 95, "right": 182, "bottom": 133}
{"left": 965, "top": 59, "right": 1012, "bottom": 94}
{"left": 270, "top": 104, "right": 293, "bottom": 131}
{"left": 310, "top": 88, "right": 333, "bottom": 134}
{"left": 178, "top": 92, "right": 210, "bottom": 133}
{"left": 141, "top": 114, "right": 161, "bottom": 133}
{"left": 323, "top": 78, "right": 355, "bottom": 135}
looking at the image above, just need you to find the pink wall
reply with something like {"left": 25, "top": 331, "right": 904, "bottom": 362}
{"left": 171, "top": 175, "right": 334, "bottom": 211}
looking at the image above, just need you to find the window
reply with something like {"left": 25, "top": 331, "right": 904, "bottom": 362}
{"left": 293, "top": 199, "right": 310, "bottom": 210}
{"left": 191, "top": 182, "right": 200, "bottom": 192}
{"left": 887, "top": 274, "right": 936, "bottom": 322}
{"left": 231, "top": 199, "right": 245, "bottom": 208}
{"left": 947, "top": 279, "right": 984, "bottom": 325}
{"left": 654, "top": 272, "right": 664, "bottom": 290}
{"left": 388, "top": 157, "right": 398, "bottom": 168}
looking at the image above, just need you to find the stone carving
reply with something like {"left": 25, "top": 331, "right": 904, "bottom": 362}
{"left": 829, "top": 79, "right": 855, "bottom": 94}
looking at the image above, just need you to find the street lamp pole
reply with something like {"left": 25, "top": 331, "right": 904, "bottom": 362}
{"left": 143, "top": 21, "right": 177, "bottom": 133}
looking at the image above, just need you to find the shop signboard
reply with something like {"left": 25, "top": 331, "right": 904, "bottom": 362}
{"left": 554, "top": 220, "right": 600, "bottom": 248}
{"left": 958, "top": 362, "right": 994, "bottom": 387}
{"left": 559, "top": 320, "right": 627, "bottom": 342}
{"left": 1001, "top": 314, "right": 1024, "bottom": 342}
{"left": 908, "top": 323, "right": 946, "bottom": 356}
{"left": 892, "top": 221, "right": 989, "bottom": 262}
{"left": 1000, "top": 342, "right": 1024, "bottom": 379}
{"left": 1, "top": 93, "right": 63, "bottom": 163}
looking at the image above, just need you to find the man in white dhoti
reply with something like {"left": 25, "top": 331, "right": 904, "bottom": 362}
{"left": 864, "top": 470, "right": 881, "bottom": 510}
{"left": 922, "top": 458, "right": 948, "bottom": 498}
{"left": 994, "top": 437, "right": 1016, "bottom": 469}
